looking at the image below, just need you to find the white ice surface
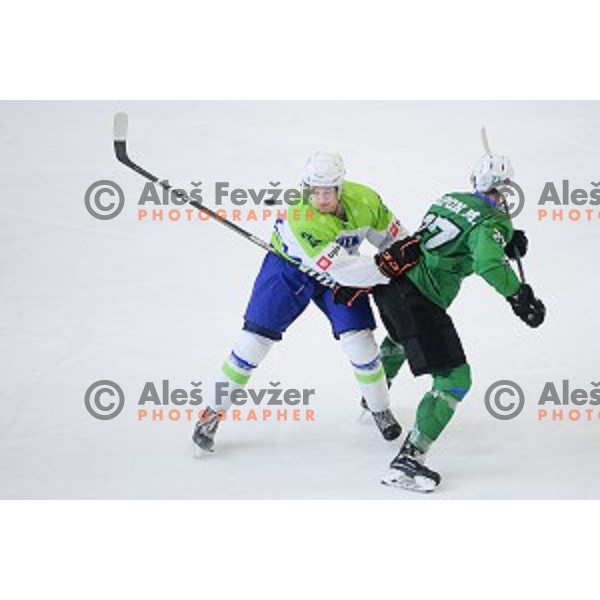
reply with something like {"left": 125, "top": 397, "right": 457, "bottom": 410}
{"left": 1, "top": 101, "right": 599, "bottom": 499}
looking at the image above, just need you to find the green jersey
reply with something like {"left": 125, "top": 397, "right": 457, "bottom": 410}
{"left": 407, "top": 192, "right": 521, "bottom": 309}
{"left": 271, "top": 181, "right": 408, "bottom": 287}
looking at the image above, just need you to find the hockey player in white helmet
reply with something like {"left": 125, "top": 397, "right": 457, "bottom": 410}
{"left": 192, "top": 151, "right": 422, "bottom": 454}
{"left": 471, "top": 154, "right": 514, "bottom": 193}
{"left": 371, "top": 154, "right": 545, "bottom": 492}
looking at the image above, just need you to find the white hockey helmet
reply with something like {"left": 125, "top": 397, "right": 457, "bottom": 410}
{"left": 470, "top": 154, "right": 514, "bottom": 193}
{"left": 301, "top": 151, "right": 346, "bottom": 190}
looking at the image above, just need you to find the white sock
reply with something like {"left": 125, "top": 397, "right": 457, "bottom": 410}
{"left": 205, "top": 331, "right": 275, "bottom": 412}
{"left": 339, "top": 329, "right": 389, "bottom": 412}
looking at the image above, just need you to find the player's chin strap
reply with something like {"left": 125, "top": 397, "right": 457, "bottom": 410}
{"left": 480, "top": 126, "right": 526, "bottom": 284}
{"left": 113, "top": 112, "right": 337, "bottom": 290}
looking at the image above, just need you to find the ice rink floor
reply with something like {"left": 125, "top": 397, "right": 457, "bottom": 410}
{"left": 1, "top": 101, "right": 599, "bottom": 498}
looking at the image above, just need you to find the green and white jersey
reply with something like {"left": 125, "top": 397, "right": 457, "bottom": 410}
{"left": 407, "top": 192, "right": 521, "bottom": 309}
{"left": 271, "top": 181, "right": 409, "bottom": 287}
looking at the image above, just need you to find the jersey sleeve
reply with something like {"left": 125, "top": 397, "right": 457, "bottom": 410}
{"left": 467, "top": 220, "right": 521, "bottom": 297}
{"left": 364, "top": 196, "right": 411, "bottom": 251}
{"left": 311, "top": 242, "right": 390, "bottom": 287}
{"left": 275, "top": 214, "right": 389, "bottom": 288}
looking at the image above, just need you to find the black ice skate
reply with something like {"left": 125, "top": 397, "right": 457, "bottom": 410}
{"left": 381, "top": 437, "right": 441, "bottom": 493}
{"left": 360, "top": 395, "right": 402, "bottom": 441}
{"left": 192, "top": 407, "right": 220, "bottom": 455}
{"left": 371, "top": 408, "right": 402, "bottom": 441}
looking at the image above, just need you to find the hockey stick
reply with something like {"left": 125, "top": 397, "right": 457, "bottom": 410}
{"left": 113, "top": 112, "right": 336, "bottom": 289}
{"left": 480, "top": 125, "right": 492, "bottom": 155}
{"left": 480, "top": 126, "right": 526, "bottom": 283}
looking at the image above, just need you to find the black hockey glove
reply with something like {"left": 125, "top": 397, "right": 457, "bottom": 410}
{"left": 507, "top": 284, "right": 546, "bottom": 328}
{"left": 505, "top": 229, "right": 528, "bottom": 260}
{"left": 375, "top": 236, "right": 421, "bottom": 279}
{"left": 332, "top": 284, "right": 372, "bottom": 307}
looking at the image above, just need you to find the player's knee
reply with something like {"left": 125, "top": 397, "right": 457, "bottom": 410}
{"left": 339, "top": 329, "right": 379, "bottom": 363}
{"left": 434, "top": 363, "right": 472, "bottom": 402}
{"left": 454, "top": 363, "right": 472, "bottom": 396}
{"left": 232, "top": 331, "right": 276, "bottom": 367}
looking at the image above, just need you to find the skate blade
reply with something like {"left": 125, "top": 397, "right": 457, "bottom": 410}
{"left": 381, "top": 469, "right": 437, "bottom": 493}
{"left": 192, "top": 441, "right": 214, "bottom": 459}
{"left": 357, "top": 397, "right": 371, "bottom": 422}
{"left": 357, "top": 408, "right": 371, "bottom": 422}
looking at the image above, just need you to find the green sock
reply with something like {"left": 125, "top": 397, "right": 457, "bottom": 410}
{"left": 380, "top": 336, "right": 407, "bottom": 382}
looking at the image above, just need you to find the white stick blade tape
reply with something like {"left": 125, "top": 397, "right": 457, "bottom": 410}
{"left": 480, "top": 126, "right": 492, "bottom": 155}
{"left": 114, "top": 112, "right": 129, "bottom": 141}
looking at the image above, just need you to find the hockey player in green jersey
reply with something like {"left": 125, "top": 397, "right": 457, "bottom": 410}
{"left": 372, "top": 154, "right": 545, "bottom": 492}
{"left": 192, "top": 151, "right": 421, "bottom": 453}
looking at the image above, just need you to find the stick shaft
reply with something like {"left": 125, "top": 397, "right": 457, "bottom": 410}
{"left": 112, "top": 116, "right": 336, "bottom": 288}
{"left": 480, "top": 125, "right": 526, "bottom": 283}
